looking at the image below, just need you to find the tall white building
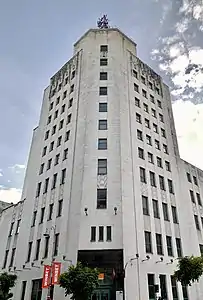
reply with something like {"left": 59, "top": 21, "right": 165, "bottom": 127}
{"left": 1, "top": 26, "right": 203, "bottom": 300}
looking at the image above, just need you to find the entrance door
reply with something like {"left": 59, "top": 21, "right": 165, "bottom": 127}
{"left": 92, "top": 288, "right": 111, "bottom": 300}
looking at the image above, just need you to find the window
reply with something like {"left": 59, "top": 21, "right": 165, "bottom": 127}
{"left": 67, "top": 114, "right": 72, "bottom": 124}
{"left": 99, "top": 87, "right": 107, "bottom": 95}
{"left": 100, "top": 45, "right": 108, "bottom": 52}
{"left": 98, "top": 159, "right": 107, "bottom": 175}
{"left": 65, "top": 77, "right": 68, "bottom": 85}
{"left": 99, "top": 103, "right": 107, "bottom": 112}
{"left": 145, "top": 231, "right": 152, "bottom": 253}
{"left": 42, "top": 146, "right": 47, "bottom": 158}
{"left": 60, "top": 169, "right": 66, "bottom": 185}
{"left": 168, "top": 179, "right": 174, "bottom": 194}
{"left": 2, "top": 250, "right": 9, "bottom": 269}
{"left": 148, "top": 152, "right": 154, "bottom": 164}
{"left": 157, "top": 100, "right": 162, "bottom": 108}
{"left": 53, "top": 233, "right": 59, "bottom": 256}
{"left": 56, "top": 96, "right": 60, "bottom": 105}
{"left": 161, "top": 128, "right": 166, "bottom": 138}
{"left": 100, "top": 58, "right": 108, "bottom": 66}
{"left": 43, "top": 236, "right": 49, "bottom": 258}
{"left": 162, "top": 203, "right": 169, "bottom": 221}
{"left": 59, "top": 120, "right": 64, "bottom": 130}
{"left": 194, "top": 215, "right": 200, "bottom": 230}
{"left": 140, "top": 167, "right": 146, "bottom": 183}
{"left": 134, "top": 83, "right": 139, "bottom": 92}
{"left": 34, "top": 239, "right": 41, "bottom": 260}
{"left": 142, "top": 196, "right": 149, "bottom": 215}
{"left": 63, "top": 91, "right": 67, "bottom": 99}
{"left": 196, "top": 193, "right": 202, "bottom": 206}
{"left": 39, "top": 163, "right": 44, "bottom": 175}
{"left": 182, "top": 284, "right": 189, "bottom": 300}
{"left": 52, "top": 125, "right": 56, "bottom": 135}
{"left": 150, "top": 109, "right": 156, "bottom": 119}
{"left": 163, "top": 144, "right": 168, "bottom": 154}
{"left": 156, "top": 87, "right": 160, "bottom": 95}
{"left": 143, "top": 103, "right": 148, "bottom": 112}
{"left": 137, "top": 129, "right": 143, "bottom": 140}
{"left": 55, "top": 153, "right": 60, "bottom": 165}
{"left": 149, "top": 82, "right": 153, "bottom": 89}
{"left": 199, "top": 244, "right": 203, "bottom": 255}
{"left": 100, "top": 72, "right": 108, "bottom": 80}
{"left": 36, "top": 182, "right": 42, "bottom": 197}
{"left": 153, "top": 123, "right": 158, "bottom": 133}
{"left": 133, "top": 69, "right": 138, "bottom": 78}
{"left": 54, "top": 110, "right": 58, "bottom": 119}
{"left": 201, "top": 217, "right": 203, "bottom": 228}
{"left": 160, "top": 275, "right": 168, "bottom": 300}
{"left": 15, "top": 219, "right": 21, "bottom": 234}
{"left": 21, "top": 281, "right": 27, "bottom": 300}
{"left": 106, "top": 226, "right": 112, "bottom": 241}
{"left": 51, "top": 88, "right": 56, "bottom": 97}
{"left": 71, "top": 70, "right": 75, "bottom": 79}
{"left": 39, "top": 207, "right": 45, "bottom": 223}
{"left": 157, "top": 156, "right": 162, "bottom": 168}
{"left": 47, "top": 115, "right": 51, "bottom": 124}
{"left": 152, "top": 199, "right": 159, "bottom": 218}
{"left": 155, "top": 140, "right": 160, "bottom": 150}
{"left": 47, "top": 158, "right": 52, "bottom": 170}
{"left": 49, "top": 141, "right": 54, "bottom": 152}
{"left": 159, "top": 175, "right": 165, "bottom": 190}
{"left": 57, "top": 199, "right": 63, "bottom": 217}
{"left": 57, "top": 136, "right": 62, "bottom": 147}
{"left": 99, "top": 226, "right": 104, "bottom": 242}
{"left": 190, "top": 190, "right": 195, "bottom": 203}
{"left": 65, "top": 130, "right": 70, "bottom": 141}
{"left": 98, "top": 138, "right": 107, "bottom": 150}
{"left": 43, "top": 178, "right": 49, "bottom": 194}
{"left": 166, "top": 236, "right": 173, "bottom": 256}
{"left": 63, "top": 148, "right": 68, "bottom": 160}
{"left": 90, "top": 226, "right": 96, "bottom": 242}
{"left": 68, "top": 98, "right": 73, "bottom": 108}
{"left": 136, "top": 113, "right": 142, "bottom": 123}
{"left": 145, "top": 118, "right": 150, "bottom": 128}
{"left": 31, "top": 279, "right": 42, "bottom": 300}
{"left": 165, "top": 161, "right": 171, "bottom": 171}
{"left": 187, "top": 172, "right": 191, "bottom": 182}
{"left": 70, "top": 84, "right": 74, "bottom": 93}
{"left": 49, "top": 102, "right": 53, "bottom": 111}
{"left": 31, "top": 211, "right": 37, "bottom": 227}
{"left": 142, "top": 89, "right": 147, "bottom": 98}
{"left": 135, "top": 97, "right": 140, "bottom": 107}
{"left": 150, "top": 171, "right": 156, "bottom": 187}
{"left": 48, "top": 204, "right": 54, "bottom": 220}
{"left": 148, "top": 274, "right": 155, "bottom": 300}
{"left": 146, "top": 135, "right": 152, "bottom": 145}
{"left": 156, "top": 233, "right": 163, "bottom": 255}
{"left": 97, "top": 189, "right": 107, "bottom": 209}
{"left": 159, "top": 113, "right": 164, "bottom": 122}
{"left": 9, "top": 222, "right": 14, "bottom": 236}
{"left": 138, "top": 147, "right": 144, "bottom": 159}
{"left": 9, "top": 248, "right": 16, "bottom": 267}
{"left": 172, "top": 206, "right": 178, "bottom": 224}
{"left": 141, "top": 76, "right": 146, "bottom": 84}
{"left": 99, "top": 120, "right": 107, "bottom": 130}
{"left": 193, "top": 175, "right": 198, "bottom": 186}
{"left": 176, "top": 238, "right": 182, "bottom": 257}
{"left": 150, "top": 94, "right": 155, "bottom": 103}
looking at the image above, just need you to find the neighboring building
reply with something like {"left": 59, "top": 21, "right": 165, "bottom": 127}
{"left": 1, "top": 26, "right": 203, "bottom": 300}
{"left": 0, "top": 200, "right": 11, "bottom": 213}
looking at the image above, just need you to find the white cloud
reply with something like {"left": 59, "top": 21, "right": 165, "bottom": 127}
{"left": 0, "top": 187, "right": 22, "bottom": 204}
{"left": 9, "top": 164, "right": 26, "bottom": 174}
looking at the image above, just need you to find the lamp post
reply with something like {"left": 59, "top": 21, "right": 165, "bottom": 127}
{"left": 43, "top": 225, "right": 56, "bottom": 300}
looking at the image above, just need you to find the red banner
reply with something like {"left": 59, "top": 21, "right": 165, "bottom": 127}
{"left": 42, "top": 265, "right": 51, "bottom": 288}
{"left": 52, "top": 262, "right": 61, "bottom": 285}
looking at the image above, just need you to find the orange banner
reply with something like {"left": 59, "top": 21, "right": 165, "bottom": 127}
{"left": 52, "top": 262, "right": 61, "bottom": 285}
{"left": 42, "top": 265, "right": 51, "bottom": 288}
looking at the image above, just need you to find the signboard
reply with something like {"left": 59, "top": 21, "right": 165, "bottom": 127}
{"left": 52, "top": 262, "right": 61, "bottom": 285}
{"left": 42, "top": 265, "right": 51, "bottom": 288}
{"left": 98, "top": 273, "right": 104, "bottom": 280}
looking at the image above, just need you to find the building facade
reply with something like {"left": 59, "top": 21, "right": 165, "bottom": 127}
{"left": 1, "top": 27, "right": 203, "bottom": 300}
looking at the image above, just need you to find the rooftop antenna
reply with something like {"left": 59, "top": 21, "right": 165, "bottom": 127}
{"left": 97, "top": 15, "right": 110, "bottom": 29}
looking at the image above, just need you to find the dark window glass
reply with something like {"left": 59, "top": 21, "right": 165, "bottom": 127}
{"left": 51, "top": 173, "right": 57, "bottom": 189}
{"left": 43, "top": 178, "right": 49, "bottom": 194}
{"left": 100, "top": 72, "right": 108, "bottom": 80}
{"left": 168, "top": 179, "right": 174, "bottom": 194}
{"left": 60, "top": 169, "right": 66, "bottom": 184}
{"left": 194, "top": 215, "right": 200, "bottom": 230}
{"left": 148, "top": 274, "right": 155, "bottom": 300}
{"left": 166, "top": 236, "right": 173, "bottom": 256}
{"left": 97, "top": 189, "right": 107, "bottom": 209}
{"left": 100, "top": 45, "right": 108, "bottom": 52}
{"left": 152, "top": 199, "right": 159, "bottom": 218}
{"left": 26, "top": 242, "right": 33, "bottom": 262}
{"left": 176, "top": 238, "right": 182, "bottom": 257}
{"left": 190, "top": 190, "right": 195, "bottom": 203}
{"left": 43, "top": 236, "right": 50, "bottom": 258}
{"left": 39, "top": 207, "right": 45, "bottom": 224}
{"left": 159, "top": 176, "right": 165, "bottom": 190}
{"left": 106, "top": 226, "right": 112, "bottom": 241}
{"left": 182, "top": 284, "right": 189, "bottom": 300}
{"left": 9, "top": 248, "right": 16, "bottom": 267}
{"left": 20, "top": 281, "right": 27, "bottom": 300}
{"left": 142, "top": 196, "right": 149, "bottom": 215}
{"left": 98, "top": 120, "right": 107, "bottom": 130}
{"left": 160, "top": 275, "right": 168, "bottom": 300}
{"left": 140, "top": 167, "right": 146, "bottom": 183}
{"left": 48, "top": 204, "right": 53, "bottom": 220}
{"left": 172, "top": 206, "right": 178, "bottom": 224}
{"left": 100, "top": 59, "right": 108, "bottom": 66}
{"left": 53, "top": 233, "right": 59, "bottom": 256}
{"left": 99, "top": 226, "right": 104, "bottom": 241}
{"left": 57, "top": 200, "right": 63, "bottom": 217}
{"left": 145, "top": 231, "right": 152, "bottom": 253}
{"left": 98, "top": 138, "right": 107, "bottom": 150}
{"left": 2, "top": 250, "right": 9, "bottom": 269}
{"left": 34, "top": 240, "right": 41, "bottom": 261}
{"left": 156, "top": 233, "right": 163, "bottom": 255}
{"left": 162, "top": 203, "right": 169, "bottom": 221}
{"left": 187, "top": 172, "right": 191, "bottom": 182}
{"left": 8, "top": 222, "right": 14, "bottom": 236}
{"left": 32, "top": 211, "right": 37, "bottom": 227}
{"left": 99, "top": 103, "right": 107, "bottom": 112}
{"left": 98, "top": 159, "right": 107, "bottom": 175}
{"left": 150, "top": 171, "right": 156, "bottom": 187}
{"left": 196, "top": 193, "right": 202, "bottom": 206}
{"left": 99, "top": 87, "right": 107, "bottom": 95}
{"left": 36, "top": 182, "right": 42, "bottom": 197}
{"left": 31, "top": 279, "right": 42, "bottom": 300}
{"left": 90, "top": 227, "right": 96, "bottom": 242}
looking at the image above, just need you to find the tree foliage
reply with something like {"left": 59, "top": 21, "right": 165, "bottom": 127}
{"left": 174, "top": 256, "right": 203, "bottom": 286}
{"left": 59, "top": 262, "right": 99, "bottom": 300}
{"left": 0, "top": 272, "right": 17, "bottom": 300}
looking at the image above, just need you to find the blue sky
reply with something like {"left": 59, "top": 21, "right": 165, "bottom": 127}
{"left": 1, "top": 0, "right": 203, "bottom": 203}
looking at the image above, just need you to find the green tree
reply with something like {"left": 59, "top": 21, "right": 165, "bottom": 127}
{"left": 174, "top": 256, "right": 203, "bottom": 286}
{"left": 59, "top": 262, "right": 99, "bottom": 300}
{"left": 0, "top": 272, "right": 17, "bottom": 300}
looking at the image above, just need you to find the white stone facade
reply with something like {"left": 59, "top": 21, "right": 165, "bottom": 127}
{"left": 0, "top": 28, "right": 203, "bottom": 300}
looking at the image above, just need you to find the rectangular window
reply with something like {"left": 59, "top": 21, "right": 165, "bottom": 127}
{"left": 49, "top": 102, "right": 53, "bottom": 111}
{"left": 145, "top": 231, "right": 152, "bottom": 253}
{"left": 31, "top": 211, "right": 37, "bottom": 227}
{"left": 149, "top": 82, "right": 153, "bottom": 89}
{"left": 142, "top": 89, "right": 147, "bottom": 98}
{"left": 99, "top": 103, "right": 107, "bottom": 112}
{"left": 182, "top": 284, "right": 189, "bottom": 300}
{"left": 190, "top": 190, "right": 195, "bottom": 203}
{"left": 100, "top": 45, "right": 108, "bottom": 52}
{"left": 163, "top": 144, "right": 168, "bottom": 154}
{"left": 138, "top": 147, "right": 144, "bottom": 159}
{"left": 168, "top": 179, "right": 174, "bottom": 194}
{"left": 165, "top": 161, "right": 171, "bottom": 171}
{"left": 20, "top": 281, "right": 27, "bottom": 300}
{"left": 150, "top": 171, "right": 156, "bottom": 187}
{"left": 140, "top": 167, "right": 147, "bottom": 183}
{"left": 47, "top": 159, "right": 52, "bottom": 170}
{"left": 90, "top": 226, "right": 96, "bottom": 242}
{"left": 133, "top": 69, "right": 138, "bottom": 78}
{"left": 157, "top": 156, "right": 162, "bottom": 168}
{"left": 43, "top": 236, "right": 50, "bottom": 258}
{"left": 187, "top": 172, "right": 191, "bottom": 182}
{"left": 36, "top": 182, "right": 42, "bottom": 197}
{"left": 98, "top": 159, "right": 107, "bottom": 175}
{"left": 153, "top": 123, "right": 158, "bottom": 133}
{"left": 150, "top": 95, "right": 155, "bottom": 103}
{"left": 15, "top": 219, "right": 21, "bottom": 234}
{"left": 159, "top": 113, "right": 164, "bottom": 122}
{"left": 56, "top": 96, "right": 60, "bottom": 104}
{"left": 160, "top": 275, "right": 168, "bottom": 300}
{"left": 156, "top": 233, "right": 163, "bottom": 255}
{"left": 99, "top": 87, "right": 107, "bottom": 95}
{"left": 148, "top": 152, "right": 154, "bottom": 164}
{"left": 53, "top": 233, "right": 59, "bottom": 256}
{"left": 63, "top": 148, "right": 68, "bottom": 160}
{"left": 31, "top": 279, "right": 42, "bottom": 300}
{"left": 44, "top": 130, "right": 49, "bottom": 140}
{"left": 159, "top": 175, "right": 165, "bottom": 190}
{"left": 106, "top": 226, "right": 112, "bottom": 241}
{"left": 151, "top": 108, "right": 156, "bottom": 118}
{"left": 67, "top": 114, "right": 72, "bottom": 124}
{"left": 52, "top": 125, "right": 56, "bottom": 135}
{"left": 145, "top": 118, "right": 150, "bottom": 128}
{"left": 100, "top": 72, "right": 108, "bottom": 80}
{"left": 39, "top": 163, "right": 44, "bottom": 175}
{"left": 136, "top": 113, "right": 142, "bottom": 123}
{"left": 65, "top": 130, "right": 70, "bottom": 141}
{"left": 49, "top": 141, "right": 54, "bottom": 152}
{"left": 51, "top": 173, "right": 57, "bottom": 189}
{"left": 48, "top": 204, "right": 53, "bottom": 220}
{"left": 152, "top": 199, "right": 159, "bottom": 218}
{"left": 162, "top": 203, "right": 169, "bottom": 221}
{"left": 54, "top": 110, "right": 58, "bottom": 119}
{"left": 196, "top": 193, "right": 202, "bottom": 206}
{"left": 135, "top": 97, "right": 140, "bottom": 107}
{"left": 55, "top": 154, "right": 60, "bottom": 165}
{"left": 194, "top": 215, "right": 200, "bottom": 230}
{"left": 161, "top": 128, "right": 166, "bottom": 138}
{"left": 176, "top": 238, "right": 182, "bottom": 257}
{"left": 57, "top": 199, "right": 63, "bottom": 217}
{"left": 98, "top": 138, "right": 107, "bottom": 150}
{"left": 141, "top": 76, "right": 146, "bottom": 84}
{"left": 155, "top": 139, "right": 160, "bottom": 150}
{"left": 60, "top": 169, "right": 66, "bottom": 185}
{"left": 57, "top": 136, "right": 62, "bottom": 147}
{"left": 166, "top": 236, "right": 173, "bottom": 256}
{"left": 9, "top": 248, "right": 16, "bottom": 267}
{"left": 134, "top": 83, "right": 139, "bottom": 92}
{"left": 148, "top": 274, "right": 155, "bottom": 300}
{"left": 59, "top": 119, "right": 64, "bottom": 130}
{"left": 137, "top": 129, "right": 143, "bottom": 140}
{"left": 26, "top": 241, "right": 32, "bottom": 262}
{"left": 100, "top": 59, "right": 108, "bottom": 66}
{"left": 42, "top": 146, "right": 47, "bottom": 157}
{"left": 97, "top": 189, "right": 107, "bottom": 209}
{"left": 142, "top": 196, "right": 149, "bottom": 215}
{"left": 68, "top": 98, "right": 73, "bottom": 108}
{"left": 43, "top": 178, "right": 49, "bottom": 194}
{"left": 9, "top": 222, "right": 14, "bottom": 237}
{"left": 199, "top": 244, "right": 203, "bottom": 255}
{"left": 70, "top": 84, "right": 74, "bottom": 93}
{"left": 2, "top": 250, "right": 9, "bottom": 269}
{"left": 63, "top": 91, "right": 67, "bottom": 100}
{"left": 39, "top": 207, "right": 45, "bottom": 224}
{"left": 143, "top": 103, "right": 148, "bottom": 112}
{"left": 34, "top": 239, "right": 41, "bottom": 260}
{"left": 193, "top": 175, "right": 198, "bottom": 185}
{"left": 98, "top": 120, "right": 107, "bottom": 130}
{"left": 157, "top": 100, "right": 162, "bottom": 108}
{"left": 99, "top": 226, "right": 104, "bottom": 241}
{"left": 146, "top": 135, "right": 152, "bottom": 145}
{"left": 71, "top": 70, "right": 75, "bottom": 79}
{"left": 172, "top": 206, "right": 178, "bottom": 224}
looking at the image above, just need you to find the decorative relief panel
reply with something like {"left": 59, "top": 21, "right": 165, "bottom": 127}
{"left": 42, "top": 194, "right": 47, "bottom": 207}
{"left": 34, "top": 198, "right": 39, "bottom": 211}
{"left": 140, "top": 183, "right": 148, "bottom": 194}
{"left": 160, "top": 190, "right": 167, "bottom": 202}
{"left": 59, "top": 185, "right": 64, "bottom": 200}
{"left": 151, "top": 187, "right": 158, "bottom": 199}
{"left": 50, "top": 190, "right": 55, "bottom": 204}
{"left": 97, "top": 175, "right": 107, "bottom": 188}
